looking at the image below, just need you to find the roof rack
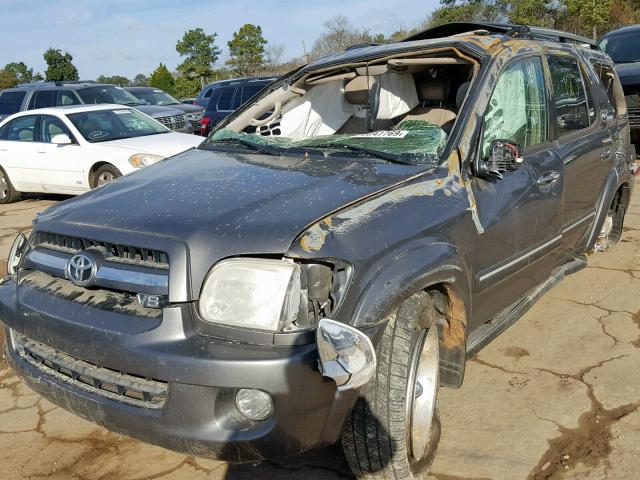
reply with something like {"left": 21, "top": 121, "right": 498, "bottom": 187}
{"left": 16, "top": 80, "right": 100, "bottom": 89}
{"left": 403, "top": 22, "right": 597, "bottom": 49}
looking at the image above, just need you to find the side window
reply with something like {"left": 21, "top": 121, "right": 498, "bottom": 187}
{"left": 56, "top": 90, "right": 81, "bottom": 107}
{"left": 5, "top": 116, "right": 38, "bottom": 142}
{"left": 217, "top": 87, "right": 236, "bottom": 111}
{"left": 590, "top": 61, "right": 626, "bottom": 116}
{"left": 482, "top": 57, "right": 549, "bottom": 155}
{"left": 203, "top": 88, "right": 213, "bottom": 98}
{"left": 40, "top": 116, "right": 72, "bottom": 143}
{"left": 241, "top": 84, "right": 264, "bottom": 104}
{"left": 548, "top": 55, "right": 595, "bottom": 135}
{"left": 32, "top": 90, "right": 56, "bottom": 109}
{"left": 0, "top": 91, "right": 26, "bottom": 115}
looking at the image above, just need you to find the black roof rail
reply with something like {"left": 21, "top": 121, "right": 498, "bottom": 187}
{"left": 346, "top": 43, "right": 382, "bottom": 51}
{"left": 403, "top": 22, "right": 597, "bottom": 49}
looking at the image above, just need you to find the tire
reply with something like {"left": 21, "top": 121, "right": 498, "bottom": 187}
{"left": 0, "top": 167, "right": 21, "bottom": 204}
{"left": 342, "top": 290, "right": 442, "bottom": 480}
{"left": 92, "top": 164, "right": 122, "bottom": 188}
{"left": 595, "top": 191, "right": 626, "bottom": 251}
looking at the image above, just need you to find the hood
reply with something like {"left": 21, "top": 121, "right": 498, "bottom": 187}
{"left": 37, "top": 148, "right": 433, "bottom": 296}
{"left": 615, "top": 62, "right": 640, "bottom": 88}
{"left": 97, "top": 132, "right": 203, "bottom": 157}
{"left": 134, "top": 104, "right": 185, "bottom": 118}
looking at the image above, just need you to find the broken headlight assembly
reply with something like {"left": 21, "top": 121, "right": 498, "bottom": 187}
{"left": 197, "top": 257, "right": 350, "bottom": 334}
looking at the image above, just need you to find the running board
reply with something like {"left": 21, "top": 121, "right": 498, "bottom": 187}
{"left": 466, "top": 256, "right": 588, "bottom": 359}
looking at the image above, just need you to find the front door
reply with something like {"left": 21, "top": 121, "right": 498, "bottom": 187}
{"left": 0, "top": 114, "right": 42, "bottom": 191}
{"left": 470, "top": 55, "right": 564, "bottom": 325}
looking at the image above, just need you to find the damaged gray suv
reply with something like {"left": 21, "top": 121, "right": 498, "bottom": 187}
{"left": 1, "top": 22, "right": 637, "bottom": 479}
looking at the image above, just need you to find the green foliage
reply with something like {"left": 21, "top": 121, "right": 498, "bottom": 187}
{"left": 4, "top": 62, "right": 36, "bottom": 84}
{"left": 0, "top": 69, "right": 18, "bottom": 89}
{"left": 148, "top": 63, "right": 175, "bottom": 93}
{"left": 43, "top": 48, "right": 79, "bottom": 82}
{"left": 132, "top": 73, "right": 149, "bottom": 86}
{"left": 96, "top": 74, "right": 130, "bottom": 85}
{"left": 227, "top": 24, "right": 268, "bottom": 77}
{"left": 176, "top": 28, "right": 221, "bottom": 84}
{"left": 172, "top": 76, "right": 201, "bottom": 99}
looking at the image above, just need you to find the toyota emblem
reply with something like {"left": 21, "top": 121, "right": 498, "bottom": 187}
{"left": 65, "top": 253, "right": 97, "bottom": 287}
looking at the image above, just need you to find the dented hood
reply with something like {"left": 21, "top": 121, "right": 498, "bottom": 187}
{"left": 36, "top": 148, "right": 432, "bottom": 295}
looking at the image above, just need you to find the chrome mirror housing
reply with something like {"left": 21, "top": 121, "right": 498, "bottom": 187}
{"left": 316, "top": 319, "right": 376, "bottom": 391}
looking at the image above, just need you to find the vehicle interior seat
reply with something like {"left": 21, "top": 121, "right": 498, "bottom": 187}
{"left": 401, "top": 79, "right": 457, "bottom": 127}
{"left": 17, "top": 129, "right": 34, "bottom": 142}
{"left": 338, "top": 76, "right": 378, "bottom": 134}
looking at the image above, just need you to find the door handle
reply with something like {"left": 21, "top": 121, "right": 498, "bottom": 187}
{"left": 0, "top": 148, "right": 7, "bottom": 152}
{"left": 37, "top": 151, "right": 47, "bottom": 154}
{"left": 537, "top": 171, "right": 560, "bottom": 185}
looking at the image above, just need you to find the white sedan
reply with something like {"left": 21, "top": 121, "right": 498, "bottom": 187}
{"left": 0, "top": 104, "right": 203, "bottom": 203}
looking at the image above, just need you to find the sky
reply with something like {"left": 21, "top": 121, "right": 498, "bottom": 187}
{"left": 0, "top": 0, "right": 440, "bottom": 80}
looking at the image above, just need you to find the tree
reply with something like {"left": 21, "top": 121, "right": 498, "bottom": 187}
{"left": 266, "top": 44, "right": 286, "bottom": 68}
{"left": 563, "top": 0, "right": 613, "bottom": 38}
{"left": 227, "top": 24, "right": 268, "bottom": 77}
{"left": 309, "top": 15, "right": 376, "bottom": 58}
{"left": 176, "top": 28, "right": 221, "bottom": 86}
{"left": 132, "top": 73, "right": 149, "bottom": 86}
{"left": 173, "top": 77, "right": 201, "bottom": 99}
{"left": 4, "top": 62, "right": 35, "bottom": 84}
{"left": 148, "top": 63, "right": 174, "bottom": 93}
{"left": 43, "top": 48, "right": 79, "bottom": 82}
{"left": 0, "top": 69, "right": 18, "bottom": 89}
{"left": 96, "top": 74, "right": 130, "bottom": 85}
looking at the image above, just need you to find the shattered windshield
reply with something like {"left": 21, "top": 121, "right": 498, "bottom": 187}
{"left": 204, "top": 59, "right": 472, "bottom": 164}
{"left": 207, "top": 120, "right": 447, "bottom": 164}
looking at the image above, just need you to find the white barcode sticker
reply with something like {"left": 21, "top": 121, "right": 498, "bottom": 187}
{"left": 351, "top": 130, "right": 408, "bottom": 139}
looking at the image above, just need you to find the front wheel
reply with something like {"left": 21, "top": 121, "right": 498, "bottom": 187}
{"left": 0, "top": 167, "right": 21, "bottom": 204}
{"left": 342, "top": 291, "right": 441, "bottom": 479}
{"left": 92, "top": 164, "right": 122, "bottom": 188}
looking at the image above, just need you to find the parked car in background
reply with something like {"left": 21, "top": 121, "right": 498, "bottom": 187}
{"left": 199, "top": 77, "right": 276, "bottom": 136}
{"left": 180, "top": 97, "right": 196, "bottom": 104}
{"left": 0, "top": 104, "right": 201, "bottom": 203}
{"left": 195, "top": 76, "right": 277, "bottom": 108}
{"left": 1, "top": 23, "right": 635, "bottom": 480}
{"left": 0, "top": 82, "right": 193, "bottom": 134}
{"left": 599, "top": 25, "right": 640, "bottom": 144}
{"left": 125, "top": 87, "right": 204, "bottom": 132}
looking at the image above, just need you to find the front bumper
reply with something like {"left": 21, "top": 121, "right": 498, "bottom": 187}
{"left": 0, "top": 278, "right": 358, "bottom": 462}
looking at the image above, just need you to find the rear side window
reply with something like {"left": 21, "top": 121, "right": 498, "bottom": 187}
{"left": 29, "top": 90, "right": 56, "bottom": 109}
{"left": 57, "top": 90, "right": 80, "bottom": 106}
{"left": 0, "top": 91, "right": 26, "bottom": 115}
{"left": 203, "top": 88, "right": 213, "bottom": 98}
{"left": 217, "top": 87, "right": 236, "bottom": 111}
{"left": 590, "top": 61, "right": 626, "bottom": 116}
{"left": 548, "top": 56, "right": 595, "bottom": 135}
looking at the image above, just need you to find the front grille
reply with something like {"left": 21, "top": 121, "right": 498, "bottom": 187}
{"left": 156, "top": 114, "right": 187, "bottom": 130}
{"left": 33, "top": 231, "right": 168, "bottom": 269}
{"left": 15, "top": 332, "right": 167, "bottom": 409}
{"left": 629, "top": 107, "right": 640, "bottom": 128}
{"left": 21, "top": 271, "right": 163, "bottom": 318}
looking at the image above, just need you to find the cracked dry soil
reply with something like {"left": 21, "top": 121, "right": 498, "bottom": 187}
{"left": 1, "top": 191, "right": 640, "bottom": 479}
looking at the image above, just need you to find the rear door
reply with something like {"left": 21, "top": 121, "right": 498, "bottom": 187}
{"left": 471, "top": 55, "right": 564, "bottom": 323}
{"left": 546, "top": 53, "right": 610, "bottom": 253}
{"left": 0, "top": 90, "right": 27, "bottom": 121}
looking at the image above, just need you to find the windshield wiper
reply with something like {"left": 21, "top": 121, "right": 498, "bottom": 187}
{"left": 317, "top": 143, "right": 419, "bottom": 165}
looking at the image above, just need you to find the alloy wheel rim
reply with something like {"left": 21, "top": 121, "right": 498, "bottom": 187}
{"left": 97, "top": 172, "right": 115, "bottom": 186}
{"left": 0, "top": 173, "right": 7, "bottom": 199}
{"left": 407, "top": 326, "right": 439, "bottom": 462}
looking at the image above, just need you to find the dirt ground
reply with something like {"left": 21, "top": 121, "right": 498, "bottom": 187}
{"left": 0, "top": 188, "right": 639, "bottom": 480}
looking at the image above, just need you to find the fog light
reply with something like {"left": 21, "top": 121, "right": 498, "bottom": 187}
{"left": 235, "top": 389, "right": 273, "bottom": 421}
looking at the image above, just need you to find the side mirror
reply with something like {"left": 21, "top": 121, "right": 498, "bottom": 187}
{"left": 51, "top": 134, "right": 73, "bottom": 145}
{"left": 486, "top": 139, "right": 524, "bottom": 174}
{"left": 316, "top": 319, "right": 377, "bottom": 391}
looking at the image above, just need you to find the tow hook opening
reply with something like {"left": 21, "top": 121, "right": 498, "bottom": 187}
{"left": 316, "top": 319, "right": 376, "bottom": 391}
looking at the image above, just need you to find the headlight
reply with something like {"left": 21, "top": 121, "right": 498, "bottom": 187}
{"left": 7, "top": 233, "right": 27, "bottom": 276}
{"left": 199, "top": 258, "right": 301, "bottom": 332}
{"left": 128, "top": 153, "right": 165, "bottom": 168}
